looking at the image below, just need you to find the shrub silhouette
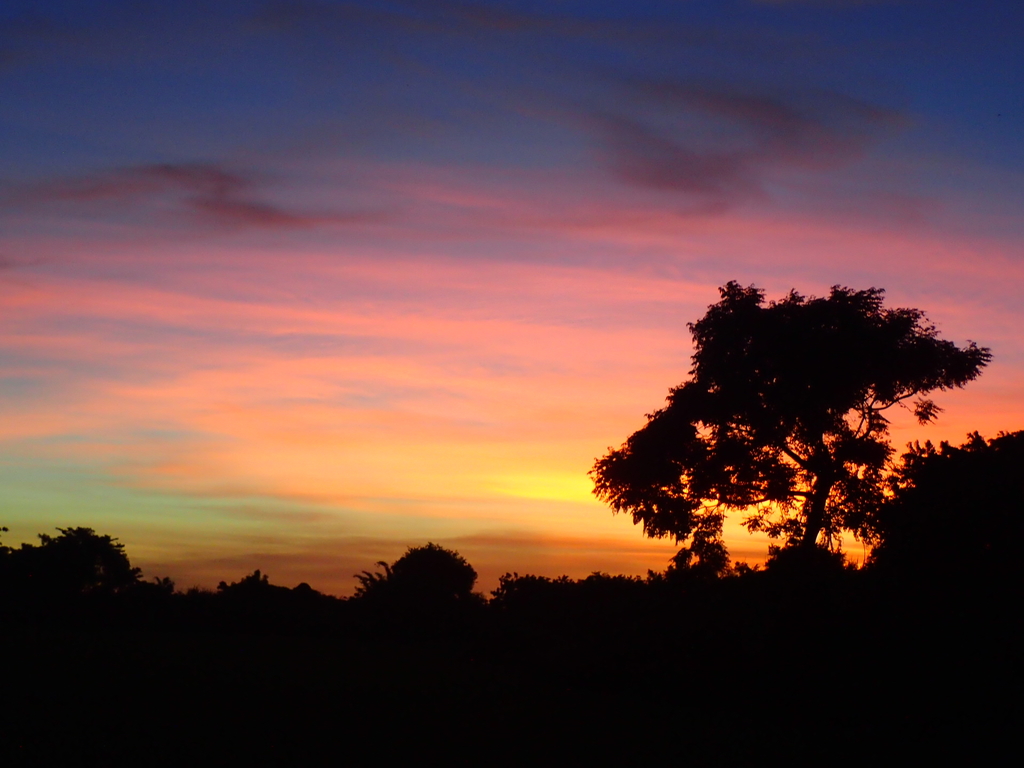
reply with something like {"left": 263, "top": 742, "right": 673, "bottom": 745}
{"left": 354, "top": 542, "right": 478, "bottom": 605}
{"left": 217, "top": 569, "right": 283, "bottom": 596}
{"left": 868, "top": 430, "right": 1024, "bottom": 579}
{"left": 2, "top": 527, "right": 140, "bottom": 598}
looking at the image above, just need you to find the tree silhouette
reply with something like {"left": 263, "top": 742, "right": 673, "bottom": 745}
{"left": 218, "top": 569, "right": 275, "bottom": 595}
{"left": 354, "top": 542, "right": 478, "bottom": 604}
{"left": 867, "top": 430, "right": 1024, "bottom": 578}
{"left": 592, "top": 282, "right": 991, "bottom": 564}
{"left": 3, "top": 526, "right": 140, "bottom": 597}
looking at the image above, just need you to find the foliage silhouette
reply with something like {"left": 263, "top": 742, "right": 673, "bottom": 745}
{"left": 218, "top": 568, "right": 280, "bottom": 595}
{"left": 207, "top": 569, "right": 337, "bottom": 631}
{"left": 868, "top": 430, "right": 1024, "bottom": 579}
{"left": 490, "top": 571, "right": 661, "bottom": 629}
{"left": 353, "top": 542, "right": 479, "bottom": 606}
{"left": 1, "top": 528, "right": 1018, "bottom": 761}
{"left": 1, "top": 526, "right": 140, "bottom": 598}
{"left": 592, "top": 282, "right": 991, "bottom": 564}
{"left": 150, "top": 575, "right": 176, "bottom": 593}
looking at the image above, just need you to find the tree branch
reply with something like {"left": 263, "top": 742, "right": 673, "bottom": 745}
{"left": 781, "top": 445, "right": 810, "bottom": 470}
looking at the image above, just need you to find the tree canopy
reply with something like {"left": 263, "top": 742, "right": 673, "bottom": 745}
{"left": 353, "top": 542, "right": 479, "bottom": 604}
{"left": 0, "top": 526, "right": 140, "bottom": 597}
{"left": 591, "top": 282, "right": 991, "bottom": 565}
{"left": 867, "top": 430, "right": 1024, "bottom": 578}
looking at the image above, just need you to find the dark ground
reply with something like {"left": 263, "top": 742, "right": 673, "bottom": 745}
{"left": 4, "top": 574, "right": 1019, "bottom": 766}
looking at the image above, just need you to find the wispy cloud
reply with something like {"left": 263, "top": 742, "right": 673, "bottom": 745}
{"left": 585, "top": 81, "right": 904, "bottom": 209}
{"left": 2, "top": 162, "right": 392, "bottom": 230}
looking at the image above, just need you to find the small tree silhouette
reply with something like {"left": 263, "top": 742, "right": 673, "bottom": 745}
{"left": 218, "top": 569, "right": 273, "bottom": 594}
{"left": 868, "top": 430, "right": 1024, "bottom": 578}
{"left": 354, "top": 543, "right": 478, "bottom": 605}
{"left": 5, "top": 527, "right": 140, "bottom": 597}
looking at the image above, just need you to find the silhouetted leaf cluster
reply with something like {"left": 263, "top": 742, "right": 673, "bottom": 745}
{"left": 868, "top": 431, "right": 1024, "bottom": 580}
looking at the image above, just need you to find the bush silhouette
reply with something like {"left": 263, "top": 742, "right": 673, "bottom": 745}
{"left": 868, "top": 431, "right": 1024, "bottom": 579}
{"left": 1, "top": 527, "right": 140, "bottom": 599}
{"left": 354, "top": 542, "right": 478, "bottom": 605}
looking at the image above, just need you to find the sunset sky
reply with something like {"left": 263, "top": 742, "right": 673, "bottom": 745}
{"left": 2, "top": 0, "right": 1022, "bottom": 594}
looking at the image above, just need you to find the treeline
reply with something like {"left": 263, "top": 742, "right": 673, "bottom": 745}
{"left": 4, "top": 431, "right": 1021, "bottom": 619}
{"left": 3, "top": 432, "right": 1022, "bottom": 764}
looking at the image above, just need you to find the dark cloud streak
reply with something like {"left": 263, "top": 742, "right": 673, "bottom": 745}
{"left": 586, "top": 80, "right": 905, "bottom": 209}
{"left": 2, "top": 162, "right": 393, "bottom": 231}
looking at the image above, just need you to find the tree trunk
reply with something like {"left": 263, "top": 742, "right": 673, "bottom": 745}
{"left": 800, "top": 480, "right": 833, "bottom": 550}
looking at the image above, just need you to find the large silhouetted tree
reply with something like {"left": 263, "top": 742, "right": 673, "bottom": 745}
{"left": 591, "top": 282, "right": 991, "bottom": 565}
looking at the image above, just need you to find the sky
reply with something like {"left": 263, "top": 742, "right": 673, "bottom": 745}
{"left": 2, "top": 0, "right": 1022, "bottom": 594}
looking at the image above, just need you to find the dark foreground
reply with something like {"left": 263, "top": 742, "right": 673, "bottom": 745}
{"left": 5, "top": 572, "right": 1019, "bottom": 766}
